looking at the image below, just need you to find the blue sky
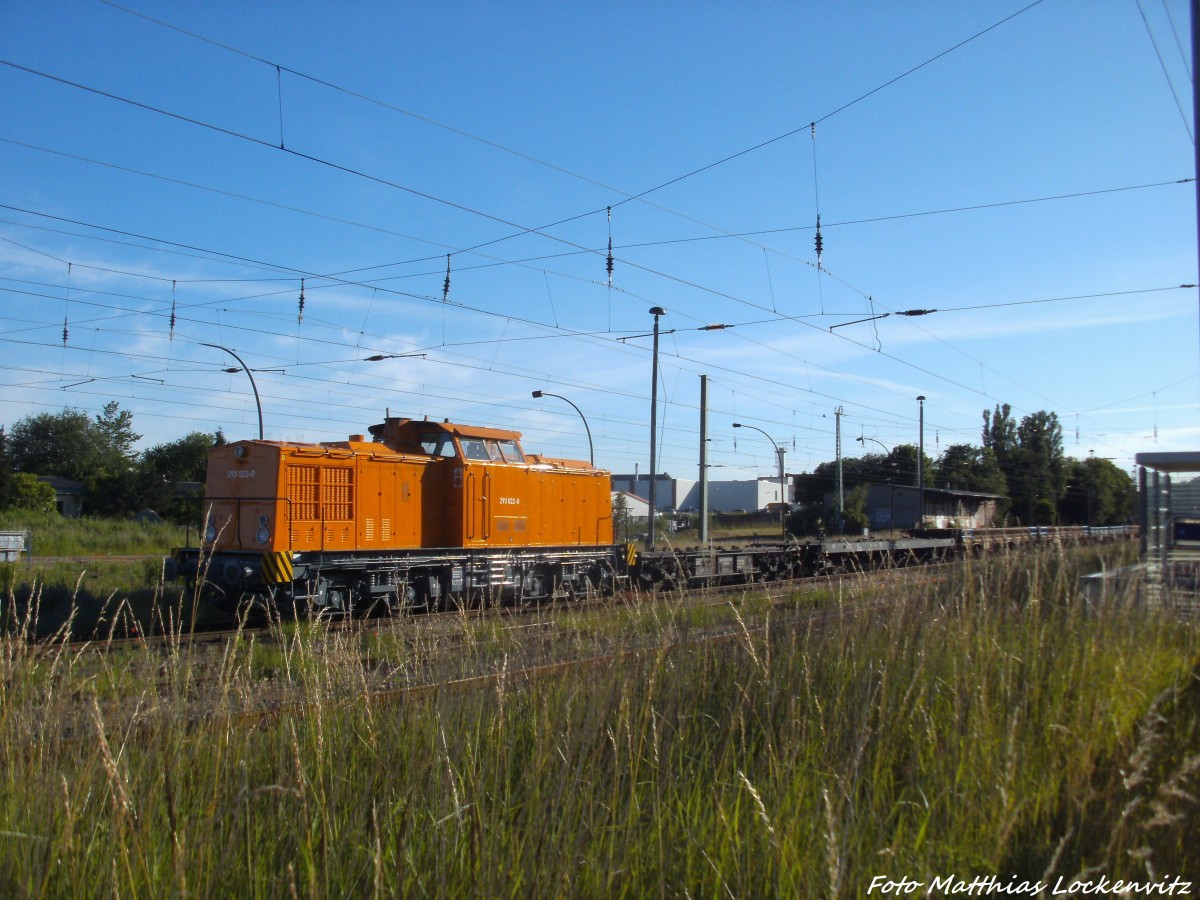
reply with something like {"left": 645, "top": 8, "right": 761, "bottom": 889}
{"left": 0, "top": 0, "right": 1195, "bottom": 485}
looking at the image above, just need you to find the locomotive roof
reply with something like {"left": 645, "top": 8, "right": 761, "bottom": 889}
{"left": 220, "top": 418, "right": 525, "bottom": 449}
{"left": 370, "top": 416, "right": 523, "bottom": 441}
{"left": 421, "top": 419, "right": 523, "bottom": 440}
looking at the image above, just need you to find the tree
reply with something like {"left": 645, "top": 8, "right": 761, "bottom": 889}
{"left": 1059, "top": 456, "right": 1136, "bottom": 525}
{"left": 139, "top": 431, "right": 215, "bottom": 484}
{"left": 794, "top": 450, "right": 912, "bottom": 506}
{"left": 134, "top": 431, "right": 220, "bottom": 517}
{"left": 935, "top": 444, "right": 1007, "bottom": 495}
{"left": 8, "top": 408, "right": 102, "bottom": 482}
{"left": 793, "top": 461, "right": 837, "bottom": 507}
{"left": 980, "top": 405, "right": 1067, "bottom": 525}
{"left": 86, "top": 401, "right": 143, "bottom": 516}
{"left": 982, "top": 404, "right": 1018, "bottom": 463}
{"left": 843, "top": 483, "right": 870, "bottom": 533}
{"left": 887, "top": 443, "right": 935, "bottom": 489}
{"left": 793, "top": 448, "right": 925, "bottom": 534}
{"left": 7, "top": 402, "right": 143, "bottom": 517}
{"left": 94, "top": 401, "right": 141, "bottom": 461}
{"left": 1014, "top": 411, "right": 1066, "bottom": 525}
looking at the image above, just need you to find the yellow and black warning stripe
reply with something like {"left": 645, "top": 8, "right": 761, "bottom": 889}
{"left": 261, "top": 550, "right": 294, "bottom": 584}
{"left": 625, "top": 542, "right": 638, "bottom": 570}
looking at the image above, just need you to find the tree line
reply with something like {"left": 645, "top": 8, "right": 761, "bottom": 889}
{"left": 0, "top": 402, "right": 223, "bottom": 519}
{"left": 793, "top": 405, "right": 1136, "bottom": 531}
{"left": 0, "top": 401, "right": 1139, "bottom": 530}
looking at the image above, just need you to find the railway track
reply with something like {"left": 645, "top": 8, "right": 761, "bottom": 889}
{"left": 53, "top": 549, "right": 950, "bottom": 650}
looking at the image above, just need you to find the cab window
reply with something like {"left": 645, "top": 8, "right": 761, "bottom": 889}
{"left": 459, "top": 438, "right": 491, "bottom": 461}
{"left": 497, "top": 439, "right": 525, "bottom": 463}
{"left": 419, "top": 433, "right": 456, "bottom": 458}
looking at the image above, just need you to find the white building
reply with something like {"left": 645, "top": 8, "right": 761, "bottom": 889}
{"left": 611, "top": 473, "right": 789, "bottom": 513}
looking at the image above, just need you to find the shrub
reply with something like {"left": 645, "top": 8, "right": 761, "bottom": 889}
{"left": 5, "top": 474, "right": 55, "bottom": 513}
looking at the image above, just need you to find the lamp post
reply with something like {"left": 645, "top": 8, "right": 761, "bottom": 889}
{"left": 202, "top": 342, "right": 263, "bottom": 440}
{"left": 531, "top": 390, "right": 593, "bottom": 466}
{"left": 647, "top": 307, "right": 666, "bottom": 547}
{"left": 916, "top": 395, "right": 926, "bottom": 529}
{"left": 733, "top": 422, "right": 787, "bottom": 540}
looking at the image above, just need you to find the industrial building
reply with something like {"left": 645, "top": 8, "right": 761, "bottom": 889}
{"left": 610, "top": 473, "right": 790, "bottom": 513}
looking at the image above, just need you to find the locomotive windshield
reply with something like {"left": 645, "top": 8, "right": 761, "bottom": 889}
{"left": 419, "top": 433, "right": 456, "bottom": 457}
{"left": 459, "top": 438, "right": 491, "bottom": 460}
{"left": 457, "top": 436, "right": 527, "bottom": 463}
{"left": 496, "top": 439, "right": 525, "bottom": 463}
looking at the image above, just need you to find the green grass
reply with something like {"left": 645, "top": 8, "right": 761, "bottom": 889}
{"left": 0, "top": 510, "right": 192, "bottom": 558}
{"left": 0, "top": 545, "right": 1195, "bottom": 896}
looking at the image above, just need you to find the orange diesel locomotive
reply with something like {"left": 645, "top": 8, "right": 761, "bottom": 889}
{"left": 168, "top": 416, "right": 616, "bottom": 613}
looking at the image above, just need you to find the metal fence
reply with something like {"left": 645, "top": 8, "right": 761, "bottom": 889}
{"left": 0, "top": 530, "right": 31, "bottom": 564}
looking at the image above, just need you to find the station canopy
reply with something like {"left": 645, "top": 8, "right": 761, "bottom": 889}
{"left": 1135, "top": 452, "right": 1200, "bottom": 473}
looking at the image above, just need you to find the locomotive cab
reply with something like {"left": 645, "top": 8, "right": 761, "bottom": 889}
{"left": 369, "top": 416, "right": 612, "bottom": 549}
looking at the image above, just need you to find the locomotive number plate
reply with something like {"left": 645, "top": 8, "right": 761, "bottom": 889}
{"left": 227, "top": 469, "right": 257, "bottom": 479}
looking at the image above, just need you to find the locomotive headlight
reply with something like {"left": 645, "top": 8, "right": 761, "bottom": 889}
{"left": 204, "top": 514, "right": 217, "bottom": 544}
{"left": 255, "top": 514, "right": 270, "bottom": 544}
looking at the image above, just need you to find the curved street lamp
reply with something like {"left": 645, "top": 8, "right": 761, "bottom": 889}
{"left": 202, "top": 342, "right": 263, "bottom": 440}
{"left": 531, "top": 390, "right": 593, "bottom": 465}
{"left": 856, "top": 435, "right": 889, "bottom": 455}
{"left": 857, "top": 436, "right": 895, "bottom": 531}
{"left": 733, "top": 422, "right": 787, "bottom": 540}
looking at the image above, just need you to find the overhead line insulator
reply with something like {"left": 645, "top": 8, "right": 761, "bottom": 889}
{"left": 606, "top": 206, "right": 614, "bottom": 288}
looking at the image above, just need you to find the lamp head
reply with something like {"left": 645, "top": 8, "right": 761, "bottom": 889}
{"left": 532, "top": 390, "right": 544, "bottom": 398}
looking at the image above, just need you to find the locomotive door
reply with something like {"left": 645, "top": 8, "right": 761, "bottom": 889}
{"left": 466, "top": 468, "right": 492, "bottom": 541}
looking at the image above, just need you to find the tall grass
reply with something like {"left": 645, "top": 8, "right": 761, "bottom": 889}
{"left": 0, "top": 545, "right": 1195, "bottom": 896}
{"left": 0, "top": 511, "right": 203, "bottom": 639}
